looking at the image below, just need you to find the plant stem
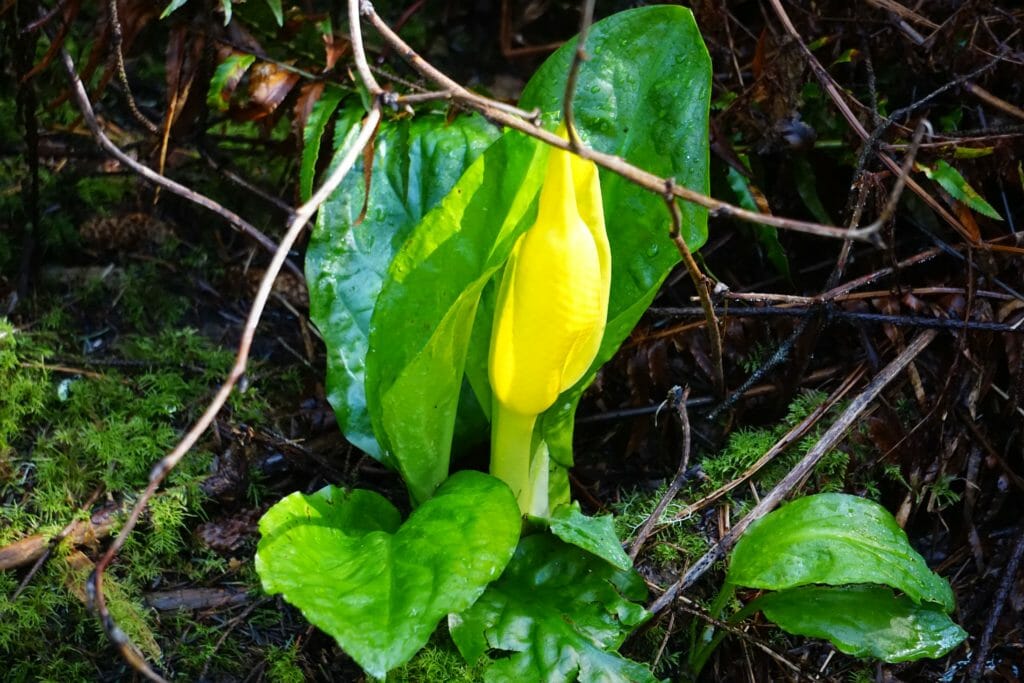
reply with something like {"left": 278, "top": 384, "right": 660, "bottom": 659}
{"left": 490, "top": 402, "right": 537, "bottom": 514}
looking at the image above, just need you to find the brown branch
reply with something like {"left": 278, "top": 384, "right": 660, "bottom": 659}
{"left": 107, "top": 0, "right": 159, "bottom": 134}
{"left": 629, "top": 386, "right": 693, "bottom": 560}
{"left": 649, "top": 329, "right": 940, "bottom": 615}
{"left": 563, "top": 0, "right": 595, "bottom": 149}
{"left": 666, "top": 187, "right": 724, "bottom": 396}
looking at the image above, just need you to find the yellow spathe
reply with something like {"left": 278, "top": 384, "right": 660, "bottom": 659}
{"left": 488, "top": 130, "right": 611, "bottom": 515}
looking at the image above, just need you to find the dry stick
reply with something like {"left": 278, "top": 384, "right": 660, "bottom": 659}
{"left": 350, "top": 0, "right": 383, "bottom": 96}
{"left": 666, "top": 186, "right": 724, "bottom": 396}
{"left": 666, "top": 368, "right": 863, "bottom": 525}
{"left": 649, "top": 328, "right": 939, "bottom": 615}
{"left": 107, "top": 0, "right": 159, "bottom": 134}
{"left": 61, "top": 40, "right": 384, "bottom": 678}
{"left": 358, "top": 0, "right": 882, "bottom": 243}
{"left": 562, "top": 0, "right": 595, "bottom": 150}
{"left": 55, "top": 44, "right": 303, "bottom": 280}
{"left": 629, "top": 386, "right": 693, "bottom": 560}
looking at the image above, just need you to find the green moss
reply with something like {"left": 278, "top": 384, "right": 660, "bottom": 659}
{"left": 0, "top": 315, "right": 286, "bottom": 679}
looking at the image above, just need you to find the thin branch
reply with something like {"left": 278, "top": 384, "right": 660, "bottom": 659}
{"left": 107, "top": 0, "right": 159, "bottom": 134}
{"left": 563, "top": 0, "right": 595, "bottom": 149}
{"left": 653, "top": 305, "right": 1024, "bottom": 334}
{"left": 359, "top": 1, "right": 884, "bottom": 243}
{"left": 66, "top": 31, "right": 385, "bottom": 670}
{"left": 629, "top": 386, "right": 692, "bottom": 560}
{"left": 649, "top": 329, "right": 939, "bottom": 615}
{"left": 350, "top": 0, "right": 382, "bottom": 96}
{"left": 666, "top": 186, "right": 724, "bottom": 396}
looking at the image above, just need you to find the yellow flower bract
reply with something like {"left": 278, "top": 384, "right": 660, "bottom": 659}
{"left": 488, "top": 135, "right": 611, "bottom": 417}
{"left": 488, "top": 128, "right": 611, "bottom": 515}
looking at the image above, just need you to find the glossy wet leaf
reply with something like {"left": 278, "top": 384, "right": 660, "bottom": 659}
{"left": 920, "top": 160, "right": 1002, "bottom": 220}
{"left": 307, "top": 112, "right": 498, "bottom": 465}
{"left": 545, "top": 502, "right": 632, "bottom": 572}
{"left": 727, "top": 493, "right": 955, "bottom": 610}
{"left": 255, "top": 471, "right": 520, "bottom": 679}
{"left": 364, "top": 130, "right": 549, "bottom": 501}
{"left": 753, "top": 585, "right": 967, "bottom": 662}
{"left": 368, "top": 6, "right": 711, "bottom": 501}
{"left": 504, "top": 5, "right": 711, "bottom": 467}
{"left": 449, "top": 534, "right": 654, "bottom": 683}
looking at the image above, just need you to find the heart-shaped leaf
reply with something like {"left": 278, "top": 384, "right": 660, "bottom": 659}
{"left": 255, "top": 471, "right": 520, "bottom": 678}
{"left": 727, "top": 493, "right": 955, "bottom": 610}
{"left": 450, "top": 534, "right": 654, "bottom": 683}
{"left": 752, "top": 585, "right": 967, "bottom": 662}
{"left": 307, "top": 112, "right": 499, "bottom": 465}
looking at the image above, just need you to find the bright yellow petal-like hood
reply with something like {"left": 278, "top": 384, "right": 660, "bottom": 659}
{"left": 488, "top": 131, "right": 611, "bottom": 417}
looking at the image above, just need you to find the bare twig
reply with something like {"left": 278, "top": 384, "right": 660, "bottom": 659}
{"left": 766, "top": 0, "right": 977, "bottom": 241}
{"left": 563, "top": 0, "right": 595, "bottom": 149}
{"left": 968, "top": 527, "right": 1024, "bottom": 678}
{"left": 358, "top": 1, "right": 884, "bottom": 243}
{"left": 350, "top": 0, "right": 382, "bottom": 96}
{"left": 666, "top": 187, "right": 724, "bottom": 396}
{"left": 649, "top": 329, "right": 939, "bottom": 615}
{"left": 629, "top": 386, "right": 693, "bottom": 560}
{"left": 107, "top": 0, "right": 159, "bottom": 134}
{"left": 667, "top": 370, "right": 861, "bottom": 525}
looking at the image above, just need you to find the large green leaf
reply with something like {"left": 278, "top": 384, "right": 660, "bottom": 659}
{"left": 366, "top": 5, "right": 711, "bottom": 501}
{"left": 255, "top": 471, "right": 520, "bottom": 679}
{"left": 920, "top": 159, "right": 1002, "bottom": 220}
{"left": 752, "top": 585, "right": 967, "bottom": 663}
{"left": 449, "top": 534, "right": 654, "bottom": 683}
{"left": 365, "top": 132, "right": 549, "bottom": 502}
{"left": 307, "top": 112, "right": 499, "bottom": 464}
{"left": 468, "top": 5, "right": 712, "bottom": 467}
{"left": 727, "top": 493, "right": 955, "bottom": 610}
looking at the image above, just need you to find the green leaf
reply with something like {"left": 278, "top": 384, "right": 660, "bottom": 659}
{"left": 206, "top": 52, "right": 255, "bottom": 111}
{"left": 299, "top": 85, "right": 346, "bottom": 202}
{"left": 752, "top": 585, "right": 967, "bottom": 663}
{"left": 263, "top": 0, "right": 283, "bottom": 26}
{"left": 920, "top": 159, "right": 1003, "bottom": 220}
{"left": 725, "top": 159, "right": 790, "bottom": 280}
{"left": 450, "top": 534, "right": 654, "bottom": 683}
{"left": 727, "top": 493, "right": 955, "bottom": 610}
{"left": 365, "top": 131, "right": 549, "bottom": 501}
{"left": 793, "top": 155, "right": 832, "bottom": 225}
{"left": 160, "top": 0, "right": 190, "bottom": 19}
{"left": 364, "top": 5, "right": 710, "bottom": 500}
{"left": 473, "top": 5, "right": 713, "bottom": 468}
{"left": 255, "top": 471, "right": 520, "bottom": 679}
{"left": 545, "top": 502, "right": 633, "bottom": 572}
{"left": 308, "top": 112, "right": 499, "bottom": 467}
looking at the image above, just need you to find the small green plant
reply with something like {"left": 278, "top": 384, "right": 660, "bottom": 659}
{"left": 257, "top": 6, "right": 710, "bottom": 681}
{"left": 688, "top": 494, "right": 966, "bottom": 674}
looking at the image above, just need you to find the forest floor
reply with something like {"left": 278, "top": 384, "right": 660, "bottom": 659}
{"left": 1, "top": 1, "right": 1023, "bottom": 681}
